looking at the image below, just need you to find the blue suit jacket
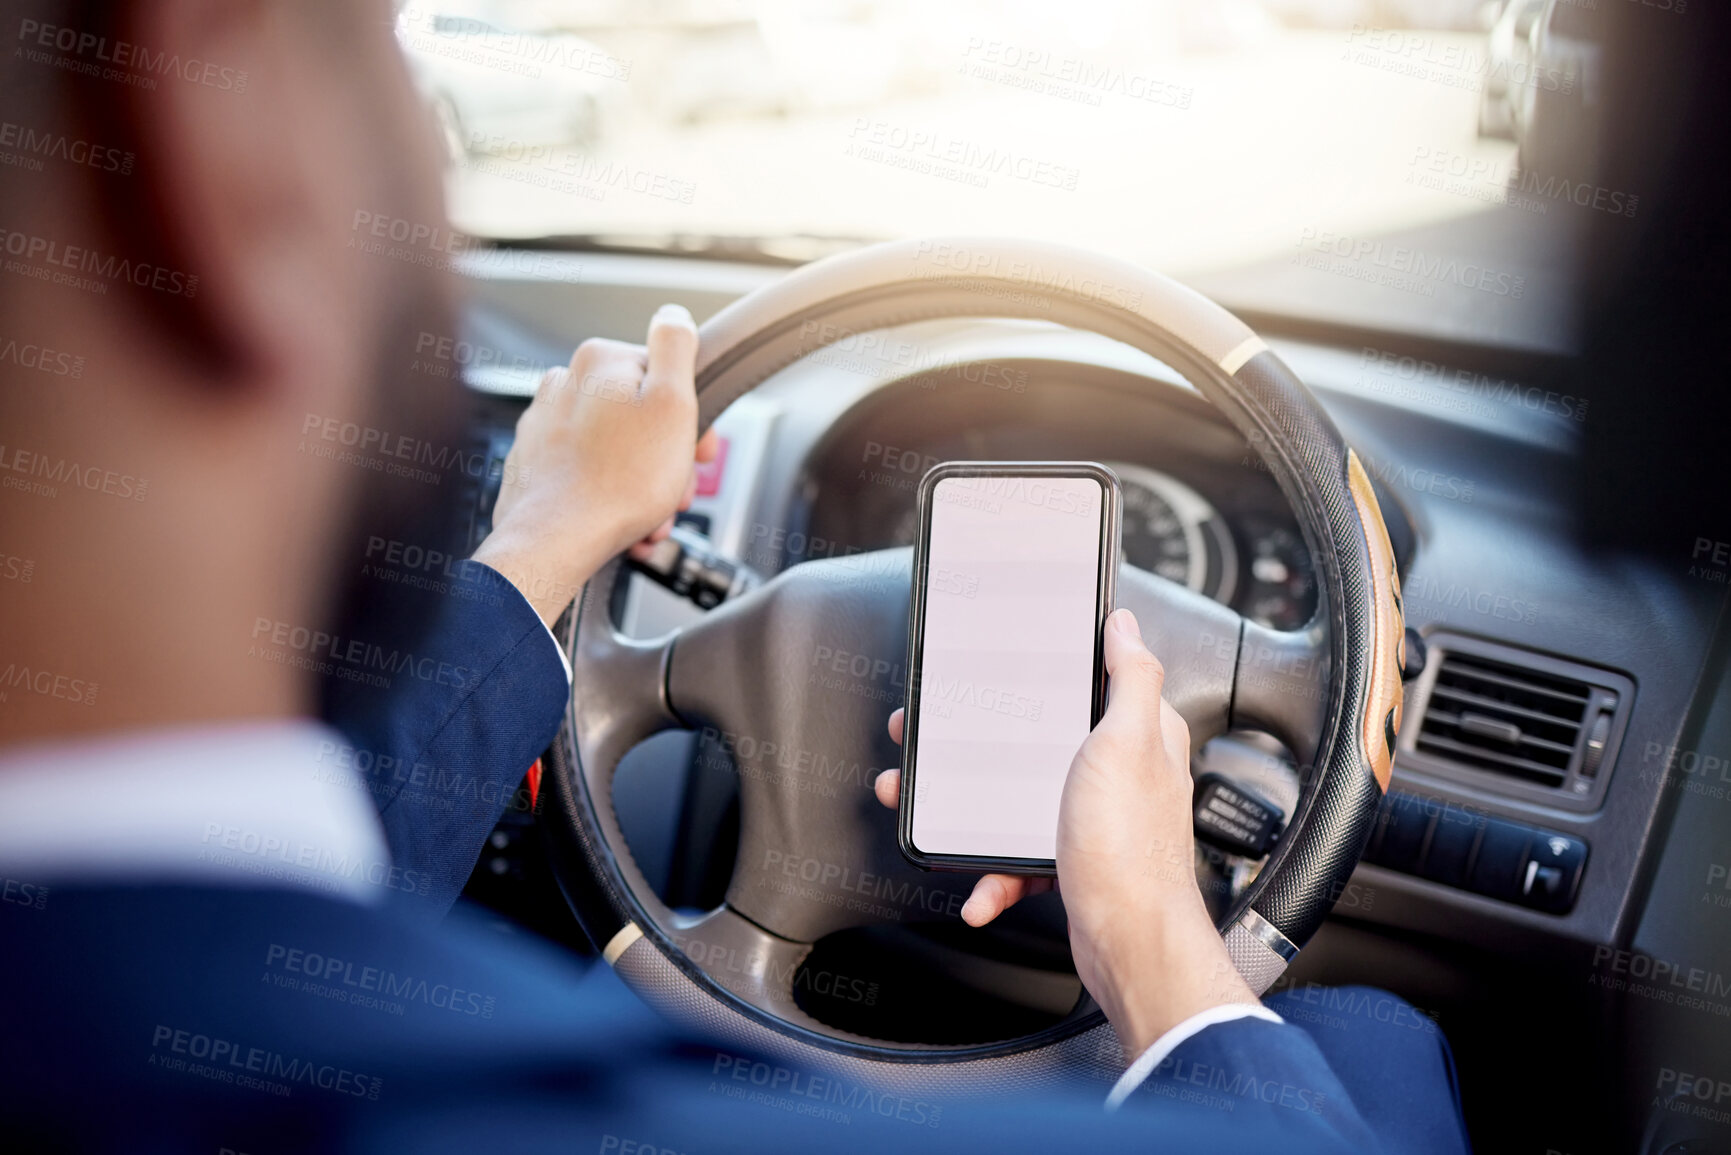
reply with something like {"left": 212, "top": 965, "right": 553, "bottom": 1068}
{"left": 320, "top": 562, "right": 571, "bottom": 916}
{"left": 0, "top": 568, "right": 1470, "bottom": 1154}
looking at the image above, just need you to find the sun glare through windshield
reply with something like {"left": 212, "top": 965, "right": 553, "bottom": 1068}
{"left": 398, "top": 0, "right": 1609, "bottom": 351}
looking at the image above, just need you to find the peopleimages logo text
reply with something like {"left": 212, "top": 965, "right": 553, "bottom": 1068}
{"left": 0, "top": 120, "right": 133, "bottom": 174}
{"left": 249, "top": 617, "right": 478, "bottom": 690}
{"left": 0, "top": 442, "right": 147, "bottom": 501}
{"left": 910, "top": 240, "right": 1142, "bottom": 309}
{"left": 0, "top": 227, "right": 197, "bottom": 297}
{"left": 17, "top": 19, "right": 251, "bottom": 91}
{"left": 298, "top": 414, "right": 511, "bottom": 486}
{"left": 149, "top": 1025, "right": 380, "bottom": 1099}
{"left": 0, "top": 335, "right": 83, "bottom": 377}
{"left": 264, "top": 944, "right": 496, "bottom": 1018}
{"left": 710, "top": 1052, "right": 942, "bottom": 1127}
{"left": 0, "top": 663, "right": 99, "bottom": 706}
{"left": 1296, "top": 228, "right": 1524, "bottom": 298}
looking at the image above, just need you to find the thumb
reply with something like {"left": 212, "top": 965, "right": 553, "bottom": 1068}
{"left": 1097, "top": 608, "right": 1167, "bottom": 737}
{"left": 644, "top": 303, "right": 698, "bottom": 389}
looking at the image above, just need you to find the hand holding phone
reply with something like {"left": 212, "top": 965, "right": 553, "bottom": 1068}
{"left": 877, "top": 608, "right": 1261, "bottom": 1059}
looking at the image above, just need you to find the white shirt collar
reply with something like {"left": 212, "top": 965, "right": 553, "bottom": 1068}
{"left": 0, "top": 719, "right": 393, "bottom": 906}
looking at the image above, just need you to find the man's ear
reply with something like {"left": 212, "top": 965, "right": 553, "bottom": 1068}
{"left": 85, "top": 0, "right": 376, "bottom": 397}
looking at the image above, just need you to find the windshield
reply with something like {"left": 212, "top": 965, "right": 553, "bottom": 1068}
{"left": 399, "top": 0, "right": 1608, "bottom": 353}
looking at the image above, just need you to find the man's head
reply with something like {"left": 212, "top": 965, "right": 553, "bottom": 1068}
{"left": 0, "top": 0, "right": 466, "bottom": 744}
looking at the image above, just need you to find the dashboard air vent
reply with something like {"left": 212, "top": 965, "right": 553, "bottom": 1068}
{"left": 1399, "top": 633, "right": 1632, "bottom": 810}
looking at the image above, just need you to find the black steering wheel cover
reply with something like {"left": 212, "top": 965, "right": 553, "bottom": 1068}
{"left": 1214, "top": 349, "right": 1391, "bottom": 947}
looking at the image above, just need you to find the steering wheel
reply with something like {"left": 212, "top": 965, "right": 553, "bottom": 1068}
{"left": 541, "top": 237, "right": 1406, "bottom": 1093}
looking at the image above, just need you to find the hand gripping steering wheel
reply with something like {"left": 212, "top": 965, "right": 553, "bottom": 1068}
{"left": 540, "top": 237, "right": 1406, "bottom": 1093}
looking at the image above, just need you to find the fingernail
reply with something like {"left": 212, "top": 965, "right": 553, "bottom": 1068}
{"left": 1111, "top": 608, "right": 1140, "bottom": 637}
{"left": 959, "top": 897, "right": 983, "bottom": 925}
{"left": 654, "top": 303, "right": 695, "bottom": 328}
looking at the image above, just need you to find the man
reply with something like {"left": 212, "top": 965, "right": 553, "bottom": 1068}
{"left": 0, "top": 1, "right": 1466, "bottom": 1151}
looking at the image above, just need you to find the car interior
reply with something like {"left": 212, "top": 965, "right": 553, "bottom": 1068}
{"left": 408, "top": 2, "right": 1731, "bottom": 1151}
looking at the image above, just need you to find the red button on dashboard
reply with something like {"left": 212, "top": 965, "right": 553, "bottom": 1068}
{"left": 694, "top": 437, "right": 729, "bottom": 498}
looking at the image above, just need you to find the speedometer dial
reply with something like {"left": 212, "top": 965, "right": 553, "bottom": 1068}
{"left": 1121, "top": 479, "right": 1191, "bottom": 584}
{"left": 1105, "top": 462, "right": 1237, "bottom": 604}
{"left": 1239, "top": 519, "right": 1317, "bottom": 630}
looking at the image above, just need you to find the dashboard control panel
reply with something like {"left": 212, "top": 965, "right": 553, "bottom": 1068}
{"left": 1363, "top": 790, "right": 1588, "bottom": 914}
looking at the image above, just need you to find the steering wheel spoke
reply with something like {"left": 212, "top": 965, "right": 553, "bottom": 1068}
{"left": 662, "top": 906, "right": 824, "bottom": 1024}
{"left": 568, "top": 560, "right": 683, "bottom": 776}
{"left": 1233, "top": 618, "right": 1331, "bottom": 765}
{"left": 1113, "top": 563, "right": 1242, "bottom": 748}
{"left": 666, "top": 550, "right": 976, "bottom": 942}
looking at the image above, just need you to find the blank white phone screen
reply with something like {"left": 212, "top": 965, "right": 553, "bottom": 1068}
{"left": 910, "top": 475, "right": 1105, "bottom": 861}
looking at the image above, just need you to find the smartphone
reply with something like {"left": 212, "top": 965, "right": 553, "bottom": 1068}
{"left": 898, "top": 461, "right": 1121, "bottom": 875}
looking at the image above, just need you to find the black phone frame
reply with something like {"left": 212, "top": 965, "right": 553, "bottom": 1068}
{"left": 897, "top": 460, "right": 1122, "bottom": 876}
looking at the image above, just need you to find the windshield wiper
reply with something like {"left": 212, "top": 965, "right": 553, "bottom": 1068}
{"left": 473, "top": 231, "right": 882, "bottom": 267}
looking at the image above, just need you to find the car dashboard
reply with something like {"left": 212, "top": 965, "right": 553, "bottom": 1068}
{"left": 788, "top": 371, "right": 1323, "bottom": 634}
{"left": 448, "top": 248, "right": 1730, "bottom": 1155}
